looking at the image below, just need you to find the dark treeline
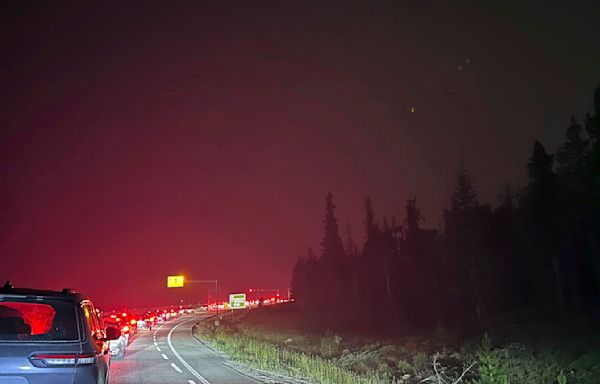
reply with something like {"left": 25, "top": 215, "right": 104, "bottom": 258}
{"left": 291, "top": 85, "right": 600, "bottom": 333}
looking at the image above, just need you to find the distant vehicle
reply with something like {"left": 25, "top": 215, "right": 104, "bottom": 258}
{"left": 116, "top": 312, "right": 137, "bottom": 335}
{"left": 0, "top": 283, "right": 121, "bottom": 384}
{"left": 136, "top": 312, "right": 155, "bottom": 330}
{"left": 103, "top": 315, "right": 132, "bottom": 347}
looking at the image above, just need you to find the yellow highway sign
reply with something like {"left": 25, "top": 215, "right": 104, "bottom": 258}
{"left": 167, "top": 275, "right": 184, "bottom": 288}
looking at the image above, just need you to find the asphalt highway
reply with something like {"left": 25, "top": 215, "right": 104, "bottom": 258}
{"left": 110, "top": 314, "right": 260, "bottom": 384}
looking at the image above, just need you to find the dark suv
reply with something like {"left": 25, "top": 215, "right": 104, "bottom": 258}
{"left": 0, "top": 284, "right": 121, "bottom": 383}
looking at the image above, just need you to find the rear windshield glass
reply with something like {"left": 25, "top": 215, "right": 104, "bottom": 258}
{"left": 0, "top": 298, "right": 78, "bottom": 342}
{"left": 104, "top": 320, "right": 120, "bottom": 327}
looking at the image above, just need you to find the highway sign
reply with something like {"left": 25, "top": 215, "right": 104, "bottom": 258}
{"left": 229, "top": 293, "right": 246, "bottom": 309}
{"left": 167, "top": 275, "right": 184, "bottom": 288}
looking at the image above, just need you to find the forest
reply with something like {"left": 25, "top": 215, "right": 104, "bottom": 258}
{"left": 291, "top": 85, "right": 600, "bottom": 334}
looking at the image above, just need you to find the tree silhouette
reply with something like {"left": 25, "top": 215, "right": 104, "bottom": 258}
{"left": 320, "top": 192, "right": 344, "bottom": 261}
{"left": 526, "top": 140, "right": 565, "bottom": 308}
{"left": 288, "top": 84, "right": 600, "bottom": 334}
{"left": 556, "top": 116, "right": 589, "bottom": 194}
{"left": 452, "top": 161, "right": 478, "bottom": 211}
{"left": 444, "top": 162, "right": 489, "bottom": 321}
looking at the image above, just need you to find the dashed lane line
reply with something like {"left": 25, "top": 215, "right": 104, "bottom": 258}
{"left": 167, "top": 319, "right": 211, "bottom": 384}
{"left": 156, "top": 347, "right": 161, "bottom": 352}
{"left": 171, "top": 363, "right": 183, "bottom": 373}
{"left": 161, "top": 353, "right": 169, "bottom": 360}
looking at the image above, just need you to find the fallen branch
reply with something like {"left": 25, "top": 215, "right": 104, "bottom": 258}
{"left": 419, "top": 353, "right": 476, "bottom": 384}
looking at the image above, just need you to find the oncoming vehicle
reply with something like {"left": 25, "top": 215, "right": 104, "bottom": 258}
{"left": 0, "top": 283, "right": 121, "bottom": 384}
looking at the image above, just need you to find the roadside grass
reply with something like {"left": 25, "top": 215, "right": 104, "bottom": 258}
{"left": 193, "top": 305, "right": 600, "bottom": 384}
{"left": 195, "top": 319, "right": 396, "bottom": 384}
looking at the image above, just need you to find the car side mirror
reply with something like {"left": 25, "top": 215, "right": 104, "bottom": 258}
{"left": 105, "top": 326, "right": 121, "bottom": 341}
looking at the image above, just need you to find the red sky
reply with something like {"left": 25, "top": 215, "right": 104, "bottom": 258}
{"left": 1, "top": 1, "right": 599, "bottom": 309}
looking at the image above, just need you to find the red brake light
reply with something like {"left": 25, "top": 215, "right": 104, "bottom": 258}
{"left": 130, "top": 319, "right": 136, "bottom": 325}
{"left": 121, "top": 325, "right": 130, "bottom": 333}
{"left": 122, "top": 312, "right": 127, "bottom": 317}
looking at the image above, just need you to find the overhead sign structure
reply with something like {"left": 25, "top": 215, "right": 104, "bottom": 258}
{"left": 167, "top": 275, "right": 184, "bottom": 288}
{"left": 229, "top": 293, "right": 246, "bottom": 309}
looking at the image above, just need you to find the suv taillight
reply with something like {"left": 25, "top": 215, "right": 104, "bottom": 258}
{"left": 30, "top": 353, "right": 95, "bottom": 367}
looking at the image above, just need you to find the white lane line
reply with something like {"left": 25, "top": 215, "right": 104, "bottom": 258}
{"left": 167, "top": 319, "right": 211, "bottom": 384}
{"left": 161, "top": 353, "right": 168, "bottom": 360}
{"left": 154, "top": 341, "right": 158, "bottom": 346}
{"left": 171, "top": 363, "right": 183, "bottom": 373}
{"left": 188, "top": 381, "right": 196, "bottom": 384}
{"left": 156, "top": 346, "right": 161, "bottom": 352}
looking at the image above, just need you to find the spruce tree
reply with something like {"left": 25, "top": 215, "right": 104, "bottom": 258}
{"left": 556, "top": 116, "right": 589, "bottom": 191}
{"left": 526, "top": 140, "right": 565, "bottom": 308}
{"left": 452, "top": 161, "right": 478, "bottom": 211}
{"left": 320, "top": 193, "right": 344, "bottom": 261}
{"left": 446, "top": 162, "right": 486, "bottom": 320}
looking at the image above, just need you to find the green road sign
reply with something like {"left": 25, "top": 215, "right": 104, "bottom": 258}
{"left": 229, "top": 293, "right": 246, "bottom": 309}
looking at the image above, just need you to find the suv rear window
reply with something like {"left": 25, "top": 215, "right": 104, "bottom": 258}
{"left": 0, "top": 298, "right": 78, "bottom": 342}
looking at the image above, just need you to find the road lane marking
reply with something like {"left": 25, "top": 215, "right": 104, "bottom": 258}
{"left": 168, "top": 319, "right": 211, "bottom": 384}
{"left": 156, "top": 347, "right": 161, "bottom": 352}
{"left": 161, "top": 353, "right": 168, "bottom": 360}
{"left": 154, "top": 341, "right": 158, "bottom": 346}
{"left": 188, "top": 381, "right": 196, "bottom": 384}
{"left": 171, "top": 363, "right": 183, "bottom": 373}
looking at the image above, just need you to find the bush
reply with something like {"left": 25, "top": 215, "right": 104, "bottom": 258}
{"left": 397, "top": 359, "right": 412, "bottom": 375}
{"left": 473, "top": 333, "right": 509, "bottom": 384}
{"left": 320, "top": 329, "right": 342, "bottom": 358}
{"left": 412, "top": 351, "right": 430, "bottom": 376}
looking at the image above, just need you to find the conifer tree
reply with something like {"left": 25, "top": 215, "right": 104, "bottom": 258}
{"left": 320, "top": 193, "right": 344, "bottom": 261}
{"left": 556, "top": 116, "right": 589, "bottom": 194}
{"left": 526, "top": 141, "right": 565, "bottom": 308}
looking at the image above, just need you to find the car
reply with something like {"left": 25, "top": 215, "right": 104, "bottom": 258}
{"left": 101, "top": 317, "right": 128, "bottom": 360}
{"left": 103, "top": 316, "right": 132, "bottom": 347}
{"left": 135, "top": 312, "right": 155, "bottom": 331}
{"left": 106, "top": 331, "right": 127, "bottom": 360}
{"left": 118, "top": 312, "right": 137, "bottom": 334}
{"left": 0, "top": 283, "right": 121, "bottom": 384}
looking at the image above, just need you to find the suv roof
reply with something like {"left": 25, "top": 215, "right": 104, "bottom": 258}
{"left": 0, "top": 284, "right": 90, "bottom": 304}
